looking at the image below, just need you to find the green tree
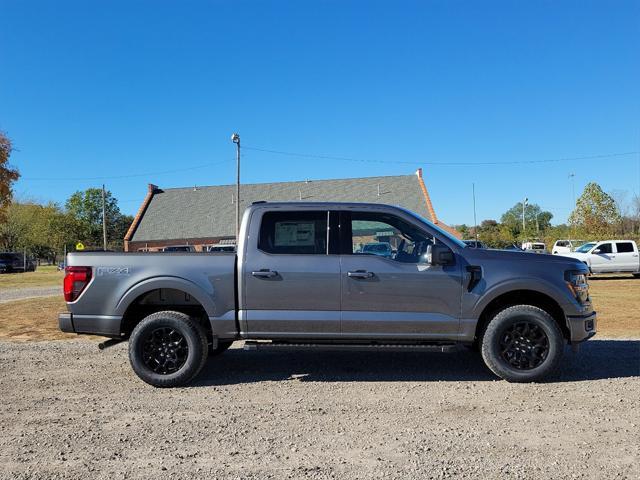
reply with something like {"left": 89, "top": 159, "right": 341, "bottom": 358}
{"left": 0, "top": 202, "right": 77, "bottom": 261}
{"left": 455, "top": 224, "right": 471, "bottom": 239}
{"left": 0, "top": 131, "right": 20, "bottom": 224}
{"left": 500, "top": 202, "right": 553, "bottom": 239}
{"left": 65, "top": 188, "right": 121, "bottom": 248}
{"left": 569, "top": 182, "right": 621, "bottom": 237}
{"left": 476, "top": 219, "right": 517, "bottom": 248}
{"left": 109, "top": 214, "right": 134, "bottom": 250}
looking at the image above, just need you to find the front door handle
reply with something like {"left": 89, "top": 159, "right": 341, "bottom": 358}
{"left": 347, "top": 270, "right": 374, "bottom": 279}
{"left": 252, "top": 269, "right": 278, "bottom": 278}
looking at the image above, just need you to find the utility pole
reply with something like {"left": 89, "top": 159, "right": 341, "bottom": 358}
{"left": 522, "top": 197, "right": 528, "bottom": 240}
{"left": 472, "top": 183, "right": 478, "bottom": 242}
{"left": 569, "top": 173, "right": 575, "bottom": 241}
{"left": 231, "top": 133, "right": 241, "bottom": 240}
{"left": 102, "top": 184, "right": 107, "bottom": 251}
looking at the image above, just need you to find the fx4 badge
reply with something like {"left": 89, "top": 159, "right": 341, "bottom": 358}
{"left": 97, "top": 266, "right": 131, "bottom": 276}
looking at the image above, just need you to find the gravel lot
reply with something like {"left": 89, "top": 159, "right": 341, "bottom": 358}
{"left": 0, "top": 339, "right": 638, "bottom": 479}
{"left": 0, "top": 287, "right": 60, "bottom": 304}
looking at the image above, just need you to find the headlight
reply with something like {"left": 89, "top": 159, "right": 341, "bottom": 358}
{"left": 565, "top": 270, "right": 589, "bottom": 303}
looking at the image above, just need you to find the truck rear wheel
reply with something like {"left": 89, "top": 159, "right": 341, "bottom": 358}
{"left": 481, "top": 305, "right": 564, "bottom": 382}
{"left": 128, "top": 311, "right": 208, "bottom": 388}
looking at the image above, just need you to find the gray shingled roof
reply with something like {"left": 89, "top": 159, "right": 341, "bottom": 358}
{"left": 130, "top": 174, "right": 432, "bottom": 242}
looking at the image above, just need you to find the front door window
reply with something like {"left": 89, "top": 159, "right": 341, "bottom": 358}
{"left": 346, "top": 211, "right": 434, "bottom": 263}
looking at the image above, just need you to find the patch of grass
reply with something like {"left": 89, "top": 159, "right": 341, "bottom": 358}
{"left": 0, "top": 265, "right": 63, "bottom": 290}
{"left": 588, "top": 276, "right": 640, "bottom": 338}
{"left": 0, "top": 297, "right": 77, "bottom": 341}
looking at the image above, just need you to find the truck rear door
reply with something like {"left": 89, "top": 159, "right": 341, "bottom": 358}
{"left": 240, "top": 208, "right": 341, "bottom": 338}
{"left": 614, "top": 241, "right": 639, "bottom": 272}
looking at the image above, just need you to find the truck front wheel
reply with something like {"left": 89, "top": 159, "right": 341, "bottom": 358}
{"left": 128, "top": 311, "right": 209, "bottom": 388}
{"left": 481, "top": 305, "right": 564, "bottom": 382}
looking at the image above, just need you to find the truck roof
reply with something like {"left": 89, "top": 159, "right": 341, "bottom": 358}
{"left": 247, "top": 201, "right": 410, "bottom": 210}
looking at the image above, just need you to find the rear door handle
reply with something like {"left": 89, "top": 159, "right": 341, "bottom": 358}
{"left": 251, "top": 269, "right": 278, "bottom": 278}
{"left": 348, "top": 270, "right": 374, "bottom": 279}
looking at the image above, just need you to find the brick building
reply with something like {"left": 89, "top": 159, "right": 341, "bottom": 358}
{"left": 124, "top": 169, "right": 459, "bottom": 252}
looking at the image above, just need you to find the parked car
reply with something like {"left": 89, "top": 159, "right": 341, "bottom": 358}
{"left": 207, "top": 244, "right": 236, "bottom": 253}
{"left": 552, "top": 239, "right": 586, "bottom": 255}
{"left": 562, "top": 240, "right": 640, "bottom": 277}
{"left": 463, "top": 240, "right": 486, "bottom": 248}
{"left": 162, "top": 245, "right": 196, "bottom": 252}
{"left": 0, "top": 252, "right": 36, "bottom": 272}
{"left": 60, "top": 202, "right": 596, "bottom": 387}
{"left": 361, "top": 242, "right": 393, "bottom": 258}
{"left": 522, "top": 242, "right": 548, "bottom": 254}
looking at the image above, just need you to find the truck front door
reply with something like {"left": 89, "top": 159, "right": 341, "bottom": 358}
{"left": 339, "top": 210, "right": 463, "bottom": 340}
{"left": 240, "top": 209, "right": 341, "bottom": 338}
{"left": 590, "top": 242, "right": 615, "bottom": 273}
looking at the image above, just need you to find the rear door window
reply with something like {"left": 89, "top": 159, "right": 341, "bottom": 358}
{"left": 616, "top": 242, "right": 634, "bottom": 253}
{"left": 258, "top": 211, "right": 328, "bottom": 255}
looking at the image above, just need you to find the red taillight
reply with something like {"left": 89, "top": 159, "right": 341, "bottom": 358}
{"left": 63, "top": 266, "right": 92, "bottom": 302}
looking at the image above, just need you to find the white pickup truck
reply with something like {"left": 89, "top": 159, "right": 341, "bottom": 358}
{"left": 563, "top": 240, "right": 640, "bottom": 277}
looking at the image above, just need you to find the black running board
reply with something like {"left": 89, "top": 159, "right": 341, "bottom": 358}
{"left": 243, "top": 341, "right": 459, "bottom": 353}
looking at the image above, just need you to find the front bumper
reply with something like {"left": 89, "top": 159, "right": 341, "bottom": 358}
{"left": 58, "top": 312, "right": 122, "bottom": 338}
{"left": 566, "top": 311, "right": 597, "bottom": 343}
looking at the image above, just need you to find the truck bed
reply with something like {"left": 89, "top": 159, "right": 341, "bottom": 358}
{"left": 64, "top": 251, "right": 236, "bottom": 337}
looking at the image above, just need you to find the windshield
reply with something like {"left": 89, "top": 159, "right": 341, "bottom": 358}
{"left": 575, "top": 242, "right": 596, "bottom": 253}
{"left": 400, "top": 208, "right": 467, "bottom": 249}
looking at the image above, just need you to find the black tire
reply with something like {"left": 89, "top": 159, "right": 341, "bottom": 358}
{"left": 128, "top": 310, "right": 208, "bottom": 388}
{"left": 481, "top": 305, "right": 564, "bottom": 383}
{"left": 633, "top": 273, "right": 640, "bottom": 279}
{"left": 209, "top": 340, "right": 233, "bottom": 356}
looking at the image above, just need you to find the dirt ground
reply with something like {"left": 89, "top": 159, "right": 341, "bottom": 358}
{"left": 0, "top": 339, "right": 638, "bottom": 479}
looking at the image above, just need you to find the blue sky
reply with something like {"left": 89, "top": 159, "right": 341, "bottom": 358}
{"left": 1, "top": 0, "right": 639, "bottom": 225}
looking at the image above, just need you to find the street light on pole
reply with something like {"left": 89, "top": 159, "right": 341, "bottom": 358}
{"left": 231, "top": 133, "right": 241, "bottom": 241}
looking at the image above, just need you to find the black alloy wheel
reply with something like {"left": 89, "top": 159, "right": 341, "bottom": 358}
{"left": 141, "top": 327, "right": 189, "bottom": 375}
{"left": 498, "top": 321, "right": 549, "bottom": 370}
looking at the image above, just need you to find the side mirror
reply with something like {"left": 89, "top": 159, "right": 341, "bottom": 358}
{"left": 592, "top": 249, "right": 601, "bottom": 254}
{"left": 426, "top": 244, "right": 455, "bottom": 266}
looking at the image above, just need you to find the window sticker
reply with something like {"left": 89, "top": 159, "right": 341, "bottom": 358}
{"left": 274, "top": 222, "right": 316, "bottom": 246}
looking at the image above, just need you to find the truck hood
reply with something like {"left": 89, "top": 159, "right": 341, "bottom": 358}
{"left": 462, "top": 248, "right": 588, "bottom": 272}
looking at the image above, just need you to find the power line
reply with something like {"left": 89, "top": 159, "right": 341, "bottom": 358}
{"left": 243, "top": 146, "right": 640, "bottom": 167}
{"left": 21, "top": 158, "right": 235, "bottom": 181}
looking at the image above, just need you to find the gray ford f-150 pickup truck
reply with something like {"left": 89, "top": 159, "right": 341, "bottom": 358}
{"left": 60, "top": 202, "right": 596, "bottom": 387}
